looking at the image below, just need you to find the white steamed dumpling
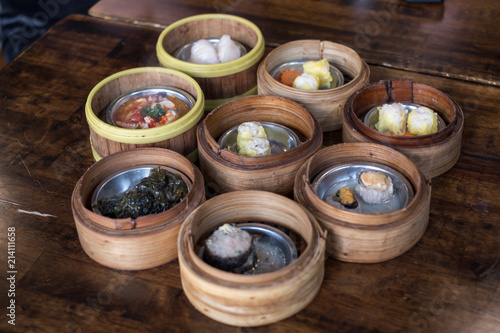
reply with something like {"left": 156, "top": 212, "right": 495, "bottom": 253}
{"left": 216, "top": 34, "right": 241, "bottom": 63}
{"left": 189, "top": 39, "right": 220, "bottom": 64}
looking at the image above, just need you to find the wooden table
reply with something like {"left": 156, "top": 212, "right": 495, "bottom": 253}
{"left": 89, "top": 0, "right": 500, "bottom": 86}
{"left": 0, "top": 12, "right": 499, "bottom": 333}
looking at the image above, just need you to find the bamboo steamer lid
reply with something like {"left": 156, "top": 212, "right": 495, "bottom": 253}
{"left": 257, "top": 40, "right": 370, "bottom": 132}
{"left": 156, "top": 14, "right": 265, "bottom": 111}
{"left": 342, "top": 79, "right": 464, "bottom": 178}
{"left": 177, "top": 190, "right": 327, "bottom": 326}
{"left": 294, "top": 143, "right": 431, "bottom": 263}
{"left": 197, "top": 95, "right": 323, "bottom": 197}
{"left": 86, "top": 67, "right": 205, "bottom": 162}
{"left": 71, "top": 148, "right": 205, "bottom": 270}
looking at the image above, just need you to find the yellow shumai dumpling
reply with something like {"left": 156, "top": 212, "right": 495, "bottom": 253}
{"left": 293, "top": 73, "right": 320, "bottom": 90}
{"left": 375, "top": 103, "right": 408, "bottom": 135}
{"left": 238, "top": 137, "right": 271, "bottom": 157}
{"left": 407, "top": 106, "right": 438, "bottom": 135}
{"left": 303, "top": 58, "right": 333, "bottom": 88}
{"left": 237, "top": 122, "right": 270, "bottom": 156}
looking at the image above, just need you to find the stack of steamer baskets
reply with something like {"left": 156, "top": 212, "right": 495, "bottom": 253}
{"left": 73, "top": 11, "right": 464, "bottom": 329}
{"left": 72, "top": 13, "right": 329, "bottom": 328}
{"left": 294, "top": 79, "right": 464, "bottom": 262}
{"left": 76, "top": 65, "right": 207, "bottom": 270}
{"left": 155, "top": 15, "right": 327, "bottom": 326}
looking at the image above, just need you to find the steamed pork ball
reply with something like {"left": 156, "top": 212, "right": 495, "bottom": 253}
{"left": 407, "top": 106, "right": 438, "bottom": 135}
{"left": 203, "top": 224, "right": 256, "bottom": 272}
{"left": 375, "top": 103, "right": 408, "bottom": 135}
{"left": 355, "top": 170, "right": 394, "bottom": 204}
{"left": 237, "top": 122, "right": 271, "bottom": 157}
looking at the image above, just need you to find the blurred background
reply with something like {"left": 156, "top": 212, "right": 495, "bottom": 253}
{"left": 0, "top": 0, "right": 98, "bottom": 67}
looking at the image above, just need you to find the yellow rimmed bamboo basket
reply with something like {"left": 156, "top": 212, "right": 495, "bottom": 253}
{"left": 178, "top": 190, "right": 327, "bottom": 327}
{"left": 257, "top": 39, "right": 370, "bottom": 132}
{"left": 71, "top": 148, "right": 205, "bottom": 270}
{"left": 156, "top": 14, "right": 265, "bottom": 112}
{"left": 86, "top": 67, "right": 205, "bottom": 162}
{"left": 294, "top": 143, "right": 431, "bottom": 263}
{"left": 343, "top": 79, "right": 464, "bottom": 178}
{"left": 197, "top": 95, "right": 323, "bottom": 197}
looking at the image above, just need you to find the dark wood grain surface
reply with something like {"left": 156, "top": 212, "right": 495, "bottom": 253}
{"left": 0, "top": 13, "right": 498, "bottom": 333}
{"left": 89, "top": 0, "right": 500, "bottom": 86}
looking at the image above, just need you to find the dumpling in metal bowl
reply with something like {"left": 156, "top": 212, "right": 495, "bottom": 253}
{"left": 203, "top": 224, "right": 256, "bottom": 273}
{"left": 355, "top": 170, "right": 394, "bottom": 204}
{"left": 407, "top": 106, "right": 438, "bottom": 136}
{"left": 189, "top": 39, "right": 220, "bottom": 64}
{"left": 216, "top": 34, "right": 241, "bottom": 63}
{"left": 375, "top": 103, "right": 408, "bottom": 135}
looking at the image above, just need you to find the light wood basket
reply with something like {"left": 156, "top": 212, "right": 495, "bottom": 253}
{"left": 177, "top": 190, "right": 326, "bottom": 327}
{"left": 71, "top": 148, "right": 205, "bottom": 270}
{"left": 294, "top": 143, "right": 431, "bottom": 263}
{"left": 156, "top": 14, "right": 265, "bottom": 111}
{"left": 197, "top": 95, "right": 323, "bottom": 197}
{"left": 257, "top": 40, "right": 370, "bottom": 132}
{"left": 86, "top": 67, "right": 205, "bottom": 162}
{"left": 342, "top": 79, "right": 464, "bottom": 178}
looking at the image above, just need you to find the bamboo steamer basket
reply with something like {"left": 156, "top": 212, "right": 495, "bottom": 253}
{"left": 71, "top": 148, "right": 205, "bottom": 270}
{"left": 86, "top": 67, "right": 205, "bottom": 162}
{"left": 178, "top": 190, "right": 327, "bottom": 326}
{"left": 257, "top": 40, "right": 370, "bottom": 132}
{"left": 294, "top": 143, "right": 431, "bottom": 263}
{"left": 343, "top": 79, "right": 464, "bottom": 178}
{"left": 156, "top": 14, "right": 265, "bottom": 112}
{"left": 197, "top": 95, "right": 323, "bottom": 197}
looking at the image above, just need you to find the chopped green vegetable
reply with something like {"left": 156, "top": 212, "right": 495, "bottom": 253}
{"left": 140, "top": 103, "right": 165, "bottom": 120}
{"left": 94, "top": 167, "right": 188, "bottom": 219}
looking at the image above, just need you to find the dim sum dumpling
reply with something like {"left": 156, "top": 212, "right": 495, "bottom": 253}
{"left": 375, "top": 103, "right": 408, "bottom": 135}
{"left": 303, "top": 58, "right": 333, "bottom": 88}
{"left": 237, "top": 122, "right": 270, "bottom": 157}
{"left": 189, "top": 39, "right": 220, "bottom": 64}
{"left": 407, "top": 106, "right": 438, "bottom": 136}
{"left": 293, "top": 73, "right": 320, "bottom": 90}
{"left": 238, "top": 137, "right": 271, "bottom": 157}
{"left": 216, "top": 34, "right": 241, "bottom": 63}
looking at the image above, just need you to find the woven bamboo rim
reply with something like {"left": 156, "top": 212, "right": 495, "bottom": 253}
{"left": 156, "top": 14, "right": 265, "bottom": 111}
{"left": 178, "top": 190, "right": 326, "bottom": 326}
{"left": 342, "top": 80, "right": 464, "bottom": 178}
{"left": 86, "top": 67, "right": 204, "bottom": 159}
{"left": 156, "top": 14, "right": 264, "bottom": 78}
{"left": 197, "top": 95, "right": 323, "bottom": 196}
{"left": 347, "top": 79, "right": 457, "bottom": 146}
{"left": 257, "top": 40, "right": 370, "bottom": 131}
{"left": 71, "top": 148, "right": 205, "bottom": 270}
{"left": 294, "top": 143, "right": 431, "bottom": 263}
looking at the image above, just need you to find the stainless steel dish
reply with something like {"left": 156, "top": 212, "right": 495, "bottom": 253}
{"left": 269, "top": 60, "right": 344, "bottom": 89}
{"left": 91, "top": 165, "right": 184, "bottom": 215}
{"left": 199, "top": 223, "right": 298, "bottom": 275}
{"left": 218, "top": 122, "right": 301, "bottom": 155}
{"left": 174, "top": 38, "right": 248, "bottom": 62}
{"left": 106, "top": 86, "right": 195, "bottom": 127}
{"left": 312, "top": 162, "right": 413, "bottom": 215}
